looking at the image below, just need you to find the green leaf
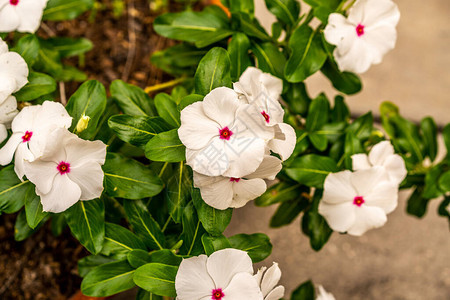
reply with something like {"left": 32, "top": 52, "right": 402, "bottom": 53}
{"left": 344, "top": 132, "right": 364, "bottom": 168}
{"left": 43, "top": 0, "right": 94, "bottom": 21}
{"left": 406, "top": 186, "right": 429, "bottom": 218}
{"left": 264, "top": 0, "right": 300, "bottom": 25}
{"left": 282, "top": 82, "right": 311, "bottom": 116}
{"left": 102, "top": 222, "right": 147, "bottom": 257}
{"left": 302, "top": 190, "right": 332, "bottom": 251}
{"left": 306, "top": 93, "right": 329, "bottom": 132}
{"left": 136, "top": 289, "right": 164, "bottom": 300}
{"left": 443, "top": 124, "right": 450, "bottom": 159}
{"left": 308, "top": 132, "right": 328, "bottom": 151}
{"left": 332, "top": 95, "right": 350, "bottom": 123}
{"left": 65, "top": 80, "right": 107, "bottom": 140}
{"left": 108, "top": 115, "right": 172, "bottom": 148}
{"left": 165, "top": 163, "right": 192, "bottom": 224}
{"left": 154, "top": 11, "right": 233, "bottom": 48}
{"left": 194, "top": 47, "right": 232, "bottom": 96}
{"left": 285, "top": 24, "right": 327, "bottom": 82}
{"left": 228, "top": 233, "right": 272, "bottom": 262}
{"left": 134, "top": 263, "right": 178, "bottom": 297}
{"left": 231, "top": 12, "right": 271, "bottom": 42}
{"left": 128, "top": 249, "right": 182, "bottom": 269}
{"left": 65, "top": 199, "right": 105, "bottom": 254}
{"left": 15, "top": 210, "right": 48, "bottom": 241}
{"left": 439, "top": 171, "right": 450, "bottom": 193}
{"left": 78, "top": 255, "right": 116, "bottom": 278}
{"left": 145, "top": 129, "right": 186, "bottom": 163}
{"left": 321, "top": 58, "right": 362, "bottom": 95}
{"left": 256, "top": 182, "right": 305, "bottom": 206}
{"left": 229, "top": 0, "right": 255, "bottom": 14}
{"left": 346, "top": 112, "right": 373, "bottom": 140}
{"left": 154, "top": 93, "right": 180, "bottom": 127}
{"left": 422, "top": 165, "right": 444, "bottom": 199}
{"left": 192, "top": 188, "right": 233, "bottom": 236}
{"left": 110, "top": 80, "right": 155, "bottom": 116}
{"left": 12, "top": 34, "right": 39, "bottom": 65}
{"left": 103, "top": 153, "right": 164, "bottom": 199}
{"left": 81, "top": 259, "right": 135, "bottom": 297}
{"left": 43, "top": 37, "right": 93, "bottom": 58}
{"left": 179, "top": 201, "right": 206, "bottom": 256}
{"left": 151, "top": 43, "right": 207, "bottom": 76}
{"left": 270, "top": 196, "right": 309, "bottom": 228}
{"left": 0, "top": 166, "right": 31, "bottom": 214}
{"left": 178, "top": 94, "right": 204, "bottom": 111}
{"left": 124, "top": 200, "right": 165, "bottom": 250}
{"left": 24, "top": 187, "right": 48, "bottom": 229}
{"left": 14, "top": 72, "right": 57, "bottom": 102}
{"left": 251, "top": 41, "right": 286, "bottom": 78}
{"left": 420, "top": 117, "right": 438, "bottom": 161}
{"left": 127, "top": 250, "right": 153, "bottom": 268}
{"left": 201, "top": 234, "right": 231, "bottom": 255}
{"left": 33, "top": 47, "right": 63, "bottom": 79}
{"left": 291, "top": 280, "right": 316, "bottom": 300}
{"left": 438, "top": 196, "right": 450, "bottom": 218}
{"left": 285, "top": 154, "right": 338, "bottom": 188}
{"left": 58, "top": 65, "right": 87, "bottom": 82}
{"left": 228, "top": 33, "right": 252, "bottom": 81}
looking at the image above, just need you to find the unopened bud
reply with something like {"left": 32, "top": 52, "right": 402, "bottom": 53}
{"left": 76, "top": 114, "right": 90, "bottom": 133}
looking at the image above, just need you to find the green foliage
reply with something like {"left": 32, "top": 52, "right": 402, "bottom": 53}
{"left": 43, "top": 0, "right": 94, "bottom": 21}
{"left": 0, "top": 166, "right": 31, "bottom": 214}
{"left": 228, "top": 233, "right": 272, "bottom": 262}
{"left": 145, "top": 129, "right": 186, "bottom": 162}
{"left": 291, "top": 280, "right": 316, "bottom": 299}
{"left": 133, "top": 263, "right": 178, "bottom": 297}
{"left": 264, "top": 0, "right": 300, "bottom": 25}
{"left": 194, "top": 47, "right": 232, "bottom": 96}
{"left": 14, "top": 72, "right": 57, "bottom": 102}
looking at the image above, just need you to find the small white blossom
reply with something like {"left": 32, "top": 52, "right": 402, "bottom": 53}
{"left": 324, "top": 0, "right": 400, "bottom": 73}
{"left": 0, "top": 101, "right": 72, "bottom": 179}
{"left": 0, "top": 0, "right": 49, "bottom": 33}
{"left": 319, "top": 168, "right": 398, "bottom": 236}
{"left": 179, "top": 87, "right": 273, "bottom": 178}
{"left": 193, "top": 155, "right": 282, "bottom": 210}
{"left": 175, "top": 248, "right": 263, "bottom": 300}
{"left": 254, "top": 263, "right": 285, "bottom": 300}
{"left": 0, "top": 38, "right": 28, "bottom": 103}
{"left": 23, "top": 128, "right": 107, "bottom": 213}
{"left": 352, "top": 140, "right": 407, "bottom": 185}
{"left": 0, "top": 95, "right": 18, "bottom": 143}
{"left": 316, "top": 285, "right": 335, "bottom": 300}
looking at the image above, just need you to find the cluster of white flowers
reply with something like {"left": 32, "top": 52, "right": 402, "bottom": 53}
{"left": 324, "top": 0, "right": 400, "bottom": 74}
{"left": 0, "top": 101, "right": 107, "bottom": 213}
{"left": 175, "top": 248, "right": 284, "bottom": 300}
{"left": 319, "top": 141, "right": 407, "bottom": 236}
{"left": 178, "top": 67, "right": 295, "bottom": 210}
{"left": 0, "top": 0, "right": 49, "bottom": 33}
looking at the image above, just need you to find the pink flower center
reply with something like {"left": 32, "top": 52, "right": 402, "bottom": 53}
{"left": 211, "top": 288, "right": 224, "bottom": 300}
{"left": 219, "top": 126, "right": 233, "bottom": 140}
{"left": 57, "top": 161, "right": 71, "bottom": 175}
{"left": 10, "top": 0, "right": 19, "bottom": 5}
{"left": 261, "top": 111, "right": 270, "bottom": 123}
{"left": 353, "top": 196, "right": 365, "bottom": 207}
{"left": 356, "top": 24, "right": 365, "bottom": 37}
{"left": 230, "top": 177, "right": 240, "bottom": 182}
{"left": 21, "top": 131, "right": 33, "bottom": 143}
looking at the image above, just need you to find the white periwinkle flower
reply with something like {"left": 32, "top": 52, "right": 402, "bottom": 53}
{"left": 318, "top": 168, "right": 399, "bottom": 236}
{"left": 23, "top": 128, "right": 107, "bottom": 213}
{"left": 234, "top": 67, "right": 295, "bottom": 161}
{"left": 175, "top": 248, "right": 263, "bottom": 300}
{"left": 0, "top": 38, "right": 28, "bottom": 103}
{"left": 316, "top": 285, "right": 336, "bottom": 300}
{"left": 254, "top": 263, "right": 285, "bottom": 300}
{"left": 0, "top": 95, "right": 18, "bottom": 143}
{"left": 352, "top": 140, "right": 407, "bottom": 185}
{"left": 324, "top": 0, "right": 400, "bottom": 73}
{"left": 179, "top": 87, "right": 272, "bottom": 178}
{"left": 193, "top": 155, "right": 282, "bottom": 210}
{"left": 0, "top": 0, "right": 49, "bottom": 33}
{"left": 0, "top": 101, "right": 72, "bottom": 179}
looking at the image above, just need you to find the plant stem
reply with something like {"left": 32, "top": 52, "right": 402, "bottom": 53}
{"left": 341, "top": 0, "right": 356, "bottom": 12}
{"left": 144, "top": 77, "right": 187, "bottom": 94}
{"left": 161, "top": 215, "right": 172, "bottom": 232}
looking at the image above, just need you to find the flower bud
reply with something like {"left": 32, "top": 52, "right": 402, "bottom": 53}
{"left": 76, "top": 114, "right": 90, "bottom": 133}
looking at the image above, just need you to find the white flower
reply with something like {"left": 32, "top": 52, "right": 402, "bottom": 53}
{"left": 318, "top": 168, "right": 398, "bottom": 236}
{"left": 352, "top": 140, "right": 407, "bottom": 185}
{"left": 179, "top": 87, "right": 273, "bottom": 178}
{"left": 323, "top": 0, "right": 400, "bottom": 73}
{"left": 0, "top": 38, "right": 28, "bottom": 103}
{"left": 316, "top": 285, "right": 335, "bottom": 300}
{"left": 234, "top": 67, "right": 295, "bottom": 161}
{"left": 0, "top": 0, "right": 49, "bottom": 33}
{"left": 254, "top": 263, "right": 285, "bottom": 300}
{"left": 0, "top": 95, "right": 18, "bottom": 143}
{"left": 0, "top": 101, "right": 72, "bottom": 179}
{"left": 175, "top": 248, "right": 263, "bottom": 300}
{"left": 194, "top": 155, "right": 282, "bottom": 210}
{"left": 23, "top": 128, "right": 107, "bottom": 213}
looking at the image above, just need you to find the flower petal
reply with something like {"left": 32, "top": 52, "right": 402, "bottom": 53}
{"left": 260, "top": 263, "right": 282, "bottom": 297}
{"left": 350, "top": 167, "right": 389, "bottom": 197}
{"left": 318, "top": 201, "right": 356, "bottom": 233}
{"left": 0, "top": 5, "right": 20, "bottom": 33}
{"left": 175, "top": 255, "right": 215, "bottom": 300}
{"left": 368, "top": 141, "right": 394, "bottom": 166}
{"left": 268, "top": 123, "right": 296, "bottom": 161}
{"left": 64, "top": 135, "right": 107, "bottom": 167}
{"left": 14, "top": 142, "right": 34, "bottom": 179}
{"left": 10, "top": 104, "right": 39, "bottom": 132}
{"left": 351, "top": 153, "right": 371, "bottom": 171}
{"left": 68, "top": 161, "right": 105, "bottom": 201}
{"left": 322, "top": 170, "right": 356, "bottom": 204}
{"left": 24, "top": 159, "right": 58, "bottom": 195}
{"left": 246, "top": 155, "right": 282, "bottom": 180}
{"left": 353, "top": 0, "right": 400, "bottom": 28}
{"left": 0, "top": 95, "right": 18, "bottom": 124}
{"left": 0, "top": 52, "right": 28, "bottom": 92}
{"left": 206, "top": 248, "right": 253, "bottom": 290}
{"left": 265, "top": 286, "right": 285, "bottom": 300}
{"left": 39, "top": 174, "right": 82, "bottom": 213}
{"left": 324, "top": 13, "right": 356, "bottom": 46}
{"left": 15, "top": 0, "right": 48, "bottom": 33}
{"left": 0, "top": 124, "right": 6, "bottom": 144}
{"left": 231, "top": 178, "right": 266, "bottom": 208}
{"left": 202, "top": 87, "right": 241, "bottom": 128}
{"left": 0, "top": 132, "right": 21, "bottom": 165}
{"left": 364, "top": 181, "right": 398, "bottom": 214}
{"left": 347, "top": 205, "right": 387, "bottom": 236}
{"left": 196, "top": 176, "right": 234, "bottom": 210}
{"left": 186, "top": 138, "right": 229, "bottom": 176}
{"left": 383, "top": 155, "right": 407, "bottom": 185}
{"left": 222, "top": 272, "right": 263, "bottom": 300}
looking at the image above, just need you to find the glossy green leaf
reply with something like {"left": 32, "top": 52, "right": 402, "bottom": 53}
{"left": 321, "top": 58, "right": 362, "bottom": 95}
{"left": 291, "top": 280, "right": 315, "bottom": 300}
{"left": 145, "top": 129, "right": 186, "bottom": 163}
{"left": 264, "top": 0, "right": 300, "bottom": 25}
{"left": 43, "top": 0, "right": 94, "bottom": 21}
{"left": 346, "top": 112, "right": 373, "bottom": 140}
{"left": 154, "top": 93, "right": 180, "bottom": 127}
{"left": 24, "top": 187, "right": 48, "bottom": 229}
{"left": 229, "top": 0, "right": 254, "bottom": 14}
{"left": 165, "top": 163, "right": 192, "bottom": 224}
{"left": 178, "top": 94, "right": 204, "bottom": 111}
{"left": 308, "top": 132, "right": 328, "bottom": 151}
{"left": 282, "top": 82, "right": 311, "bottom": 116}
{"left": 12, "top": 34, "right": 39, "bottom": 65}
{"left": 136, "top": 288, "right": 164, "bottom": 300}
{"left": 78, "top": 255, "right": 116, "bottom": 278}
{"left": 151, "top": 43, "right": 207, "bottom": 76}
{"left": 443, "top": 124, "right": 450, "bottom": 158}
{"left": 108, "top": 115, "right": 172, "bottom": 148}
{"left": 423, "top": 165, "right": 444, "bottom": 199}
{"left": 306, "top": 93, "right": 329, "bottom": 132}
{"left": 231, "top": 12, "right": 271, "bottom": 42}
{"left": 123, "top": 200, "right": 165, "bottom": 250}
{"left": 194, "top": 47, "right": 232, "bottom": 96}
{"left": 438, "top": 171, "right": 450, "bottom": 192}
{"left": 110, "top": 80, "right": 155, "bottom": 116}
{"left": 14, "top": 209, "right": 48, "bottom": 241}
{"left": 228, "top": 33, "right": 252, "bottom": 80}
{"left": 228, "top": 233, "right": 272, "bottom": 262}
{"left": 420, "top": 117, "right": 438, "bottom": 161}
{"left": 65, "top": 199, "right": 105, "bottom": 254}
{"left": 251, "top": 41, "right": 286, "bottom": 78}
{"left": 179, "top": 201, "right": 206, "bottom": 256}
{"left": 65, "top": 80, "right": 107, "bottom": 140}
{"left": 102, "top": 222, "right": 147, "bottom": 257}
{"left": 201, "top": 234, "right": 231, "bottom": 255}
{"left": 33, "top": 47, "right": 63, "bottom": 80}
{"left": 14, "top": 72, "right": 57, "bottom": 102}
{"left": 43, "top": 37, "right": 93, "bottom": 57}
{"left": 0, "top": 166, "right": 31, "bottom": 214}
{"left": 406, "top": 186, "right": 428, "bottom": 218}
{"left": 332, "top": 95, "right": 350, "bottom": 122}
{"left": 134, "top": 263, "right": 178, "bottom": 297}
{"left": 81, "top": 259, "right": 135, "bottom": 297}
{"left": 285, "top": 154, "right": 338, "bottom": 188}
{"left": 270, "top": 196, "right": 309, "bottom": 228}
{"left": 103, "top": 153, "right": 163, "bottom": 199}
{"left": 256, "top": 182, "right": 305, "bottom": 206}
{"left": 128, "top": 249, "right": 182, "bottom": 269}
{"left": 302, "top": 190, "right": 332, "bottom": 251}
